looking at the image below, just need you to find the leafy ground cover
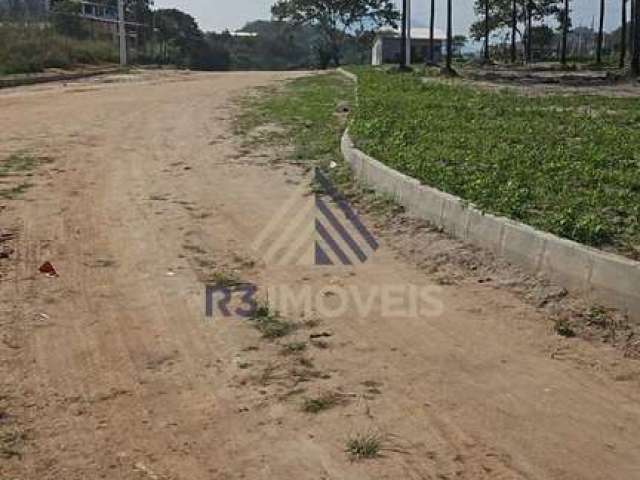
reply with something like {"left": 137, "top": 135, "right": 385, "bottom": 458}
{"left": 348, "top": 68, "right": 640, "bottom": 258}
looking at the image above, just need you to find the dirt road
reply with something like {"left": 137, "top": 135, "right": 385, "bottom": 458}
{"left": 1, "top": 70, "right": 639, "bottom": 480}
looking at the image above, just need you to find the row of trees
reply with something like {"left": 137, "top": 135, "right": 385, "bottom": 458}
{"left": 467, "top": 0, "right": 640, "bottom": 73}
{"left": 271, "top": 0, "right": 399, "bottom": 66}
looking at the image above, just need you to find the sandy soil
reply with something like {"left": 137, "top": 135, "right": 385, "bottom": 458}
{"left": 457, "top": 65, "right": 640, "bottom": 97}
{"left": 1, "top": 70, "right": 640, "bottom": 480}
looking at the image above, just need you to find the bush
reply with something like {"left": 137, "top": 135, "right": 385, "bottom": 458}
{"left": 0, "top": 24, "right": 117, "bottom": 75}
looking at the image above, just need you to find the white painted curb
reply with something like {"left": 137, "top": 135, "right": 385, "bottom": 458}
{"left": 337, "top": 69, "right": 640, "bottom": 321}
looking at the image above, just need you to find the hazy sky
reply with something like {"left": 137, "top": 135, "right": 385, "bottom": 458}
{"left": 154, "top": 0, "right": 626, "bottom": 35}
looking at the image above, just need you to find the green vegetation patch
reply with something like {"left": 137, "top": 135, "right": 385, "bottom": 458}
{"left": 302, "top": 391, "right": 341, "bottom": 413}
{"left": 236, "top": 73, "right": 355, "bottom": 167}
{"left": 349, "top": 69, "right": 640, "bottom": 257}
{"left": 0, "top": 25, "right": 117, "bottom": 75}
{"left": 249, "top": 302, "right": 296, "bottom": 339}
{"left": 0, "top": 153, "right": 51, "bottom": 199}
{"left": 0, "top": 154, "right": 44, "bottom": 176}
{"left": 345, "top": 431, "right": 383, "bottom": 460}
{"left": 0, "top": 183, "right": 32, "bottom": 199}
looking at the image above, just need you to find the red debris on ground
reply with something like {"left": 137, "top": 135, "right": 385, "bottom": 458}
{"left": 38, "top": 261, "right": 58, "bottom": 276}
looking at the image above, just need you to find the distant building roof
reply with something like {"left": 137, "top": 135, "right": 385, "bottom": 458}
{"left": 376, "top": 26, "right": 446, "bottom": 41}
{"left": 230, "top": 31, "right": 258, "bottom": 37}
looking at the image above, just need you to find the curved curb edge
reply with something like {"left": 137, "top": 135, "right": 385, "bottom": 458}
{"left": 336, "top": 69, "right": 640, "bottom": 321}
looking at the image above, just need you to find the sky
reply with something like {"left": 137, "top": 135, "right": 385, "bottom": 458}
{"left": 153, "top": 0, "right": 626, "bottom": 35}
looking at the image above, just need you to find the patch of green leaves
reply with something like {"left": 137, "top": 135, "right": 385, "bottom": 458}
{"left": 0, "top": 154, "right": 43, "bottom": 176}
{"left": 249, "top": 302, "right": 296, "bottom": 339}
{"left": 0, "top": 182, "right": 32, "bottom": 199}
{"left": 349, "top": 69, "right": 640, "bottom": 254}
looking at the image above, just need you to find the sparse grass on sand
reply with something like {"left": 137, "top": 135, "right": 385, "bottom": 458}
{"left": 249, "top": 302, "right": 296, "bottom": 339}
{"left": 346, "top": 431, "right": 383, "bottom": 460}
{"left": 235, "top": 73, "right": 354, "bottom": 169}
{"left": 302, "top": 391, "right": 342, "bottom": 413}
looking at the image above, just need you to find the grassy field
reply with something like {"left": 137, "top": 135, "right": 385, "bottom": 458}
{"left": 349, "top": 69, "right": 640, "bottom": 258}
{"left": 0, "top": 25, "right": 117, "bottom": 75}
{"left": 235, "top": 73, "right": 354, "bottom": 168}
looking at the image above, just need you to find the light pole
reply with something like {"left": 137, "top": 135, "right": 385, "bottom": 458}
{"left": 118, "top": 0, "right": 127, "bottom": 66}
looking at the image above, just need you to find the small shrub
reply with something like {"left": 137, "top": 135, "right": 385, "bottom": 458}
{"left": 554, "top": 318, "right": 576, "bottom": 338}
{"left": 346, "top": 431, "right": 383, "bottom": 460}
{"left": 302, "top": 392, "right": 341, "bottom": 413}
{"left": 0, "top": 24, "right": 117, "bottom": 75}
{"left": 250, "top": 302, "right": 296, "bottom": 339}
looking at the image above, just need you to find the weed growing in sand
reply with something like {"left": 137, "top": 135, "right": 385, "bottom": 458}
{"left": 302, "top": 391, "right": 342, "bottom": 413}
{"left": 250, "top": 301, "right": 296, "bottom": 339}
{"left": 346, "top": 431, "right": 383, "bottom": 460}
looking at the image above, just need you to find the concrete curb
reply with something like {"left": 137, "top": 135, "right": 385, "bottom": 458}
{"left": 0, "top": 67, "right": 122, "bottom": 89}
{"left": 336, "top": 67, "right": 358, "bottom": 83}
{"left": 337, "top": 82, "right": 640, "bottom": 320}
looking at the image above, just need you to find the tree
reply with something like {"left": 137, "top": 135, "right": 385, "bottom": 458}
{"left": 484, "top": 0, "right": 490, "bottom": 61}
{"left": 621, "top": 0, "right": 627, "bottom": 68}
{"left": 271, "top": 0, "right": 399, "bottom": 67}
{"left": 453, "top": 34, "right": 467, "bottom": 56}
{"left": 429, "top": 0, "right": 436, "bottom": 63}
{"left": 511, "top": 0, "right": 518, "bottom": 62}
{"left": 52, "top": 0, "right": 88, "bottom": 39}
{"left": 631, "top": 0, "right": 640, "bottom": 77}
{"left": 471, "top": 0, "right": 563, "bottom": 62}
{"left": 530, "top": 24, "right": 556, "bottom": 59}
{"left": 155, "top": 8, "right": 230, "bottom": 70}
{"left": 597, "top": 0, "right": 605, "bottom": 64}
{"left": 445, "top": 0, "right": 453, "bottom": 71}
{"left": 561, "top": 0, "right": 569, "bottom": 65}
{"left": 400, "top": 0, "right": 407, "bottom": 67}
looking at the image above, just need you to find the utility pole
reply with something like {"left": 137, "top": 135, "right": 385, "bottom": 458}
{"left": 118, "top": 0, "right": 127, "bottom": 66}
